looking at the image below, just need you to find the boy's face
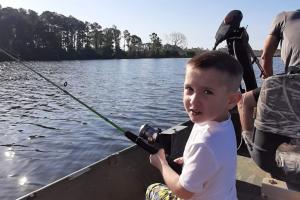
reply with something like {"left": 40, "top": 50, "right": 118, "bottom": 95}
{"left": 183, "top": 65, "right": 240, "bottom": 123}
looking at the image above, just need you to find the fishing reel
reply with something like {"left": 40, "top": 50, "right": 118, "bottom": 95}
{"left": 126, "top": 123, "right": 176, "bottom": 168}
{"left": 138, "top": 124, "right": 162, "bottom": 144}
{"left": 124, "top": 124, "right": 182, "bottom": 173}
{"left": 139, "top": 124, "right": 182, "bottom": 173}
{"left": 124, "top": 124, "right": 163, "bottom": 154}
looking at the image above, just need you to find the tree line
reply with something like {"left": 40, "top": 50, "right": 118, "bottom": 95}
{"left": 0, "top": 5, "right": 207, "bottom": 61}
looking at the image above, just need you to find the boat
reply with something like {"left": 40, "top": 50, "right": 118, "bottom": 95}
{"left": 17, "top": 114, "right": 271, "bottom": 200}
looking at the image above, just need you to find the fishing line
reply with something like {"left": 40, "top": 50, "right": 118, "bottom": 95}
{"left": 0, "top": 47, "right": 159, "bottom": 154}
{"left": 0, "top": 47, "right": 125, "bottom": 133}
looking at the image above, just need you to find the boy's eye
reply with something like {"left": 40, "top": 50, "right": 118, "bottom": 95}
{"left": 185, "top": 86, "right": 193, "bottom": 92}
{"left": 203, "top": 89, "right": 213, "bottom": 95}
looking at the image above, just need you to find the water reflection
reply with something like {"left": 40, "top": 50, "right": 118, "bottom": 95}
{"left": 4, "top": 148, "right": 15, "bottom": 159}
{"left": 18, "top": 177, "right": 28, "bottom": 186}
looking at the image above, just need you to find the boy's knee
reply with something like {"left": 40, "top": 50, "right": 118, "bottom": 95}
{"left": 146, "top": 183, "right": 162, "bottom": 193}
{"left": 145, "top": 183, "right": 165, "bottom": 200}
{"left": 145, "top": 183, "right": 177, "bottom": 200}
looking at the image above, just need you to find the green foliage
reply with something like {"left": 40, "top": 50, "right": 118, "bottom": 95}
{"left": 0, "top": 5, "right": 218, "bottom": 61}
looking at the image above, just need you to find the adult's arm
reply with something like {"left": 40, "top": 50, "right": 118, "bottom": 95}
{"left": 261, "top": 34, "right": 280, "bottom": 78}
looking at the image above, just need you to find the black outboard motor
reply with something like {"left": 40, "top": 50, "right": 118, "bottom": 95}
{"left": 213, "top": 10, "right": 243, "bottom": 51}
{"left": 213, "top": 10, "right": 258, "bottom": 92}
{"left": 213, "top": 10, "right": 260, "bottom": 151}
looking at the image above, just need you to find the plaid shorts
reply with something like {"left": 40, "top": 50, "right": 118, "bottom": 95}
{"left": 145, "top": 183, "right": 180, "bottom": 200}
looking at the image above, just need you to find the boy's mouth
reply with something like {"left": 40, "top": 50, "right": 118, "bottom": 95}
{"left": 191, "top": 109, "right": 202, "bottom": 115}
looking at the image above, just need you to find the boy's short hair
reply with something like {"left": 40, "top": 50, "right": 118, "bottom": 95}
{"left": 187, "top": 51, "right": 243, "bottom": 91}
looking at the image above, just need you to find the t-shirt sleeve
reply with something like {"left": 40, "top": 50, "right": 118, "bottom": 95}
{"left": 269, "top": 12, "right": 285, "bottom": 39}
{"left": 179, "top": 143, "right": 219, "bottom": 193}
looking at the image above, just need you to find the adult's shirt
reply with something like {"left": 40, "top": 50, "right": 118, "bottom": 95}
{"left": 270, "top": 10, "right": 300, "bottom": 71}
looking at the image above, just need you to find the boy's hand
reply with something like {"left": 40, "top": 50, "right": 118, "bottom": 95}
{"left": 173, "top": 157, "right": 184, "bottom": 165}
{"left": 149, "top": 149, "right": 168, "bottom": 171}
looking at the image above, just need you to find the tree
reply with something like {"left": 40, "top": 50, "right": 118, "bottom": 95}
{"left": 0, "top": 7, "right": 21, "bottom": 50}
{"left": 84, "top": 22, "right": 91, "bottom": 48}
{"left": 89, "top": 22, "right": 102, "bottom": 50}
{"left": 101, "top": 27, "right": 114, "bottom": 58}
{"left": 127, "top": 35, "right": 142, "bottom": 57}
{"left": 166, "top": 32, "right": 187, "bottom": 48}
{"left": 111, "top": 25, "right": 122, "bottom": 57}
{"left": 0, "top": 5, "right": 197, "bottom": 60}
{"left": 162, "top": 44, "right": 182, "bottom": 57}
{"left": 39, "top": 11, "right": 64, "bottom": 50}
{"left": 149, "top": 32, "right": 162, "bottom": 57}
{"left": 123, "top": 30, "right": 130, "bottom": 51}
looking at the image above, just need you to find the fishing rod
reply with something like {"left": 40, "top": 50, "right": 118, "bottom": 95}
{"left": 0, "top": 47, "right": 161, "bottom": 154}
{"left": 247, "top": 43, "right": 265, "bottom": 77}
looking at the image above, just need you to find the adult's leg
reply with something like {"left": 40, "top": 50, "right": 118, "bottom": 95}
{"left": 237, "top": 90, "right": 257, "bottom": 132}
{"left": 251, "top": 129, "right": 290, "bottom": 180}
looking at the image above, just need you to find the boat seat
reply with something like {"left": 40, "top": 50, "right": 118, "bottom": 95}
{"left": 261, "top": 177, "right": 300, "bottom": 200}
{"left": 244, "top": 73, "right": 300, "bottom": 185}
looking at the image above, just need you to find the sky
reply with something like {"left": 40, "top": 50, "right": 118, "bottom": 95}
{"left": 0, "top": 0, "right": 298, "bottom": 49}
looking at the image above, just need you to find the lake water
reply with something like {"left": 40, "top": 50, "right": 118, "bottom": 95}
{"left": 0, "top": 57, "right": 284, "bottom": 199}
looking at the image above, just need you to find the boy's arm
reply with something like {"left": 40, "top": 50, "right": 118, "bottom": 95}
{"left": 150, "top": 149, "right": 194, "bottom": 199}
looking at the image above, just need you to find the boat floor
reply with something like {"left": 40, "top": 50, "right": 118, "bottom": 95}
{"left": 236, "top": 153, "right": 270, "bottom": 200}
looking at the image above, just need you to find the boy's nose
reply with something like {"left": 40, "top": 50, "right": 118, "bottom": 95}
{"left": 190, "top": 93, "right": 201, "bottom": 105}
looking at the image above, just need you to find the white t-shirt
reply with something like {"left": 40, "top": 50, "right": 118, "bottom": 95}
{"left": 179, "top": 117, "right": 237, "bottom": 200}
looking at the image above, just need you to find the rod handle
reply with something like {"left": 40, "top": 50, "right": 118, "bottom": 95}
{"left": 124, "top": 131, "right": 138, "bottom": 142}
{"left": 135, "top": 137, "right": 159, "bottom": 154}
{"left": 124, "top": 131, "right": 159, "bottom": 154}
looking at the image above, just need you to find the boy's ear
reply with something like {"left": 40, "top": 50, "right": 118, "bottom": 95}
{"left": 227, "top": 91, "right": 242, "bottom": 110}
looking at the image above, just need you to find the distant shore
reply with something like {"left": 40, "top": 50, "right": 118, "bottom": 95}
{"left": 0, "top": 6, "right": 280, "bottom": 62}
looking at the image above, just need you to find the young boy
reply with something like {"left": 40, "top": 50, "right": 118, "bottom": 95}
{"left": 146, "top": 51, "right": 243, "bottom": 200}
